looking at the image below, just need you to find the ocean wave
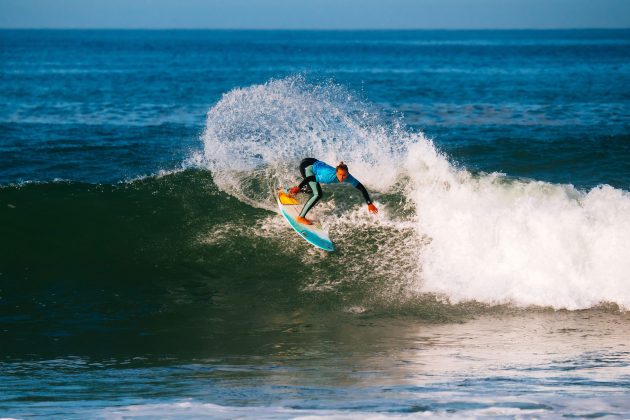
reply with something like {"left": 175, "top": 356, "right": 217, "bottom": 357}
{"left": 3, "top": 77, "right": 629, "bottom": 312}
{"left": 199, "top": 77, "right": 630, "bottom": 310}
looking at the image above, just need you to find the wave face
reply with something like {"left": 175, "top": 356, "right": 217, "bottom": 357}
{"left": 199, "top": 77, "right": 630, "bottom": 310}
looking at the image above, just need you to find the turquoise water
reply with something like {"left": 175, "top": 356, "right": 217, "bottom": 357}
{"left": 1, "top": 30, "right": 630, "bottom": 418}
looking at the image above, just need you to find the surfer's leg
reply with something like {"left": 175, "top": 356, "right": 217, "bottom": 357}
{"left": 299, "top": 161, "right": 316, "bottom": 193}
{"left": 299, "top": 158, "right": 317, "bottom": 178}
{"left": 299, "top": 181, "right": 322, "bottom": 218}
{"left": 299, "top": 158, "right": 318, "bottom": 193}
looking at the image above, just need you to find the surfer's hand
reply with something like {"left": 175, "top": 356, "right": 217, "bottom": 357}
{"left": 368, "top": 203, "right": 378, "bottom": 214}
{"left": 288, "top": 186, "right": 300, "bottom": 195}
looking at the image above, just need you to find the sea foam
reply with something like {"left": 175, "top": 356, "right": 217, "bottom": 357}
{"left": 405, "top": 139, "right": 630, "bottom": 309}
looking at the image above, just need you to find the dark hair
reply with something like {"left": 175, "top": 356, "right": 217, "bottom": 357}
{"left": 336, "top": 161, "right": 348, "bottom": 172}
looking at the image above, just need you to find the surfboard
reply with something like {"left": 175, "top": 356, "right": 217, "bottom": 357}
{"left": 276, "top": 188, "right": 335, "bottom": 252}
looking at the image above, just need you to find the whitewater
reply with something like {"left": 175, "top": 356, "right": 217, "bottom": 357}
{"left": 200, "top": 77, "right": 630, "bottom": 311}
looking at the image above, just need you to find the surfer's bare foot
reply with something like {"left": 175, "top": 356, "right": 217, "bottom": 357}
{"left": 296, "top": 216, "right": 313, "bottom": 225}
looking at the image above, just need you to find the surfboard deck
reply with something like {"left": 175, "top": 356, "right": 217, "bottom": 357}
{"left": 276, "top": 188, "right": 335, "bottom": 252}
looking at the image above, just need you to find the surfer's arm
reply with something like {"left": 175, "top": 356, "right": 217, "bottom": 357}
{"left": 292, "top": 175, "right": 317, "bottom": 194}
{"left": 347, "top": 175, "right": 377, "bottom": 214}
{"left": 298, "top": 177, "right": 311, "bottom": 190}
{"left": 355, "top": 182, "right": 372, "bottom": 204}
{"left": 291, "top": 175, "right": 316, "bottom": 194}
{"left": 355, "top": 182, "right": 378, "bottom": 214}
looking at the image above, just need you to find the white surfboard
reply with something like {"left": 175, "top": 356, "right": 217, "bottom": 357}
{"left": 276, "top": 188, "right": 335, "bottom": 252}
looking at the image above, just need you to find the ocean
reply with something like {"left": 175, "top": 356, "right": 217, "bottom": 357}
{"left": 1, "top": 29, "right": 630, "bottom": 418}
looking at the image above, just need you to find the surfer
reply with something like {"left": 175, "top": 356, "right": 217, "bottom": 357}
{"left": 288, "top": 158, "right": 378, "bottom": 225}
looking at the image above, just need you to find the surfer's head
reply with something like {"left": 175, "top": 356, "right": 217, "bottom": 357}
{"left": 336, "top": 161, "right": 349, "bottom": 182}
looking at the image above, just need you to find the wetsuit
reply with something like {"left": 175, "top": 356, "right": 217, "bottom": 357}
{"left": 297, "top": 158, "right": 373, "bottom": 218}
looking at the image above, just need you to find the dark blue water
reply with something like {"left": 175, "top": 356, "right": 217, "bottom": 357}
{"left": 1, "top": 30, "right": 630, "bottom": 418}
{"left": 1, "top": 30, "right": 629, "bottom": 187}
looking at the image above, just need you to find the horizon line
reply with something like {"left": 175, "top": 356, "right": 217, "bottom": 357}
{"left": 1, "top": 27, "right": 629, "bottom": 31}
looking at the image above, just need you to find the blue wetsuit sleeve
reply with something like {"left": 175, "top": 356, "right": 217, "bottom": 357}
{"left": 346, "top": 174, "right": 359, "bottom": 187}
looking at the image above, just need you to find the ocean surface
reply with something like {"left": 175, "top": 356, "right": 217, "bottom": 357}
{"left": 1, "top": 29, "right": 630, "bottom": 418}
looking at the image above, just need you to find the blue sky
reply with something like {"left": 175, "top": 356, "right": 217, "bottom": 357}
{"left": 1, "top": 0, "right": 629, "bottom": 29}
